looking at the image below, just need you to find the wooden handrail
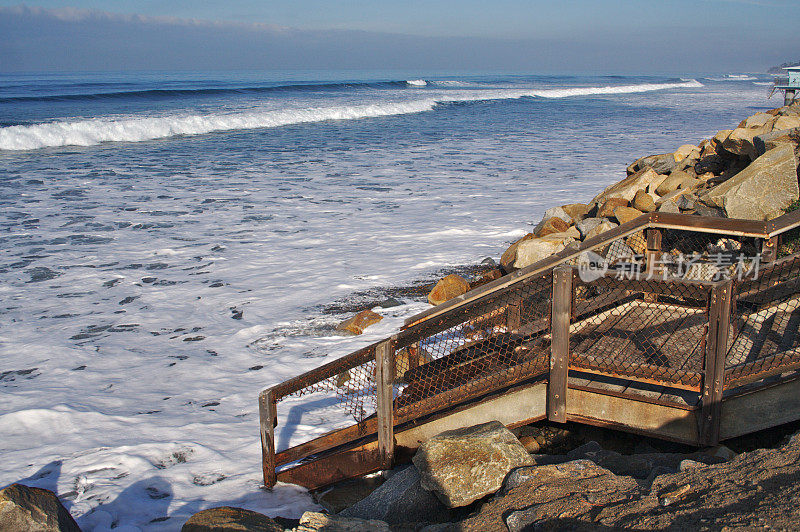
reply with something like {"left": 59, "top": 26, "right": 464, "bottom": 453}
{"left": 403, "top": 210, "right": 789, "bottom": 328}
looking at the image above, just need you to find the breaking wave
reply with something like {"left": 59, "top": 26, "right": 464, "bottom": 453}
{"left": 0, "top": 80, "right": 703, "bottom": 151}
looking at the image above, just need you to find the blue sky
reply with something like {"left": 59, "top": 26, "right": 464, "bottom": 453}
{"left": 1, "top": 1, "right": 799, "bottom": 72}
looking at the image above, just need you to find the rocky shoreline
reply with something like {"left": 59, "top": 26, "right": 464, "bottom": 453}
{"left": 4, "top": 104, "right": 800, "bottom": 531}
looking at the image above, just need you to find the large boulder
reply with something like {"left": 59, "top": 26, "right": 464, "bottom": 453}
{"left": 0, "top": 484, "right": 80, "bottom": 532}
{"left": 593, "top": 168, "right": 664, "bottom": 203}
{"left": 701, "top": 144, "right": 798, "bottom": 220}
{"left": 612, "top": 206, "right": 644, "bottom": 225}
{"left": 655, "top": 170, "right": 698, "bottom": 196}
{"left": 181, "top": 507, "right": 283, "bottom": 531}
{"left": 560, "top": 203, "right": 590, "bottom": 223}
{"left": 534, "top": 206, "right": 572, "bottom": 229}
{"left": 412, "top": 421, "right": 534, "bottom": 507}
{"left": 773, "top": 115, "right": 800, "bottom": 131}
{"left": 499, "top": 233, "right": 535, "bottom": 271}
{"left": 534, "top": 216, "right": 570, "bottom": 237}
{"left": 339, "top": 466, "right": 450, "bottom": 525}
{"left": 584, "top": 220, "right": 618, "bottom": 241}
{"left": 753, "top": 127, "right": 800, "bottom": 157}
{"left": 673, "top": 144, "right": 699, "bottom": 162}
{"left": 722, "top": 113, "right": 777, "bottom": 159}
{"left": 632, "top": 190, "right": 656, "bottom": 212}
{"left": 626, "top": 154, "right": 678, "bottom": 176}
{"left": 427, "top": 275, "right": 470, "bottom": 306}
{"left": 513, "top": 234, "right": 575, "bottom": 269}
{"left": 296, "top": 512, "right": 389, "bottom": 531}
{"left": 575, "top": 217, "right": 609, "bottom": 239}
{"left": 596, "top": 197, "right": 629, "bottom": 218}
{"left": 336, "top": 309, "right": 383, "bottom": 335}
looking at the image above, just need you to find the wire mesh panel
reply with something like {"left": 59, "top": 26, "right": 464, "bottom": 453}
{"left": 726, "top": 254, "right": 800, "bottom": 387}
{"left": 571, "top": 273, "right": 710, "bottom": 390}
{"left": 393, "top": 272, "right": 554, "bottom": 418}
{"left": 271, "top": 344, "right": 381, "bottom": 441}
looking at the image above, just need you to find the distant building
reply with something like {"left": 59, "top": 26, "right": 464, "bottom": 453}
{"left": 771, "top": 66, "right": 800, "bottom": 106}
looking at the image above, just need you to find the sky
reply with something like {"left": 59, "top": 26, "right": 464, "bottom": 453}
{"left": 1, "top": 1, "right": 799, "bottom": 73}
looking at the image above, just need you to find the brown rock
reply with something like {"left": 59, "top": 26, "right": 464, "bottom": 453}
{"left": 413, "top": 421, "right": 534, "bottom": 507}
{"left": 632, "top": 190, "right": 656, "bottom": 212}
{"left": 597, "top": 197, "right": 629, "bottom": 218}
{"left": 655, "top": 170, "right": 697, "bottom": 196}
{"left": 0, "top": 484, "right": 80, "bottom": 532}
{"left": 296, "top": 512, "right": 389, "bottom": 531}
{"left": 336, "top": 309, "right": 384, "bottom": 334}
{"left": 673, "top": 144, "right": 698, "bottom": 162}
{"left": 513, "top": 234, "right": 576, "bottom": 269}
{"left": 535, "top": 216, "right": 569, "bottom": 237}
{"left": 593, "top": 167, "right": 664, "bottom": 203}
{"left": 427, "top": 274, "right": 470, "bottom": 306}
{"left": 500, "top": 233, "right": 535, "bottom": 271}
{"left": 471, "top": 268, "right": 503, "bottom": 289}
{"left": 584, "top": 220, "right": 618, "bottom": 241}
{"left": 774, "top": 115, "right": 800, "bottom": 131}
{"left": 561, "top": 203, "right": 590, "bottom": 223}
{"left": 613, "top": 206, "right": 644, "bottom": 225}
{"left": 182, "top": 507, "right": 282, "bottom": 532}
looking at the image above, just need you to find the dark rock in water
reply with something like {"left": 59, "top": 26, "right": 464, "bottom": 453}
{"left": 181, "top": 506, "right": 282, "bottom": 531}
{"left": 339, "top": 466, "right": 451, "bottom": 525}
{"left": 0, "top": 483, "right": 81, "bottom": 532}
{"left": 26, "top": 267, "right": 61, "bottom": 283}
{"left": 376, "top": 297, "right": 402, "bottom": 309}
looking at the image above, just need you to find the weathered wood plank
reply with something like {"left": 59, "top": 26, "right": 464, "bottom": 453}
{"left": 720, "top": 376, "right": 800, "bottom": 439}
{"left": 375, "top": 340, "right": 395, "bottom": 469}
{"left": 566, "top": 386, "right": 700, "bottom": 444}
{"left": 277, "top": 381, "right": 549, "bottom": 490}
{"left": 700, "top": 280, "right": 733, "bottom": 446}
{"left": 548, "top": 267, "right": 572, "bottom": 423}
{"left": 259, "top": 390, "right": 278, "bottom": 488}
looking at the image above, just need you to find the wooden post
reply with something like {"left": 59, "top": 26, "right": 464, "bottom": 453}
{"left": 645, "top": 229, "right": 663, "bottom": 278}
{"left": 259, "top": 389, "right": 278, "bottom": 488}
{"left": 761, "top": 236, "right": 778, "bottom": 265}
{"left": 548, "top": 266, "right": 572, "bottom": 423}
{"left": 700, "top": 280, "right": 733, "bottom": 446}
{"left": 507, "top": 302, "right": 521, "bottom": 332}
{"left": 375, "top": 340, "right": 395, "bottom": 469}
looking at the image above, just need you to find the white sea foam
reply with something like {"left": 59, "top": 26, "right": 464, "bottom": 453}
{"left": 706, "top": 74, "right": 759, "bottom": 82}
{"left": 406, "top": 79, "right": 428, "bottom": 86}
{"left": 0, "top": 80, "right": 702, "bottom": 151}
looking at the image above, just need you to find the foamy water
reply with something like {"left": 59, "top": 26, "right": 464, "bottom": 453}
{"left": 0, "top": 71, "right": 776, "bottom": 530}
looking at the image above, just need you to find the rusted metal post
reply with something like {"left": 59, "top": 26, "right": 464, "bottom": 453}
{"left": 259, "top": 389, "right": 278, "bottom": 488}
{"left": 548, "top": 266, "right": 572, "bottom": 423}
{"left": 506, "top": 302, "right": 521, "bottom": 332}
{"left": 375, "top": 340, "right": 395, "bottom": 469}
{"left": 700, "top": 280, "right": 733, "bottom": 446}
{"left": 761, "top": 236, "right": 778, "bottom": 264}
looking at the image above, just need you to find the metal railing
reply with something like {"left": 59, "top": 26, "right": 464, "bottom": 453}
{"left": 259, "top": 209, "right": 800, "bottom": 488}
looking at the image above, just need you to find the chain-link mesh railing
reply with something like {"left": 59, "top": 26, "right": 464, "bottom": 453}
{"left": 261, "top": 210, "right": 800, "bottom": 487}
{"left": 725, "top": 254, "right": 800, "bottom": 388}
{"left": 393, "top": 271, "right": 553, "bottom": 418}
{"left": 571, "top": 273, "right": 710, "bottom": 390}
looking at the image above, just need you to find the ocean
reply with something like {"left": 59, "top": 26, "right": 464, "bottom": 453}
{"left": 0, "top": 70, "right": 777, "bottom": 529}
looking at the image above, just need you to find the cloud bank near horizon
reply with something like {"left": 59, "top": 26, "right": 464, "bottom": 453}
{"left": 1, "top": 4, "right": 798, "bottom": 73}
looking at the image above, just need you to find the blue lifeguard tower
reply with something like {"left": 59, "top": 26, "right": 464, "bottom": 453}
{"left": 771, "top": 66, "right": 800, "bottom": 106}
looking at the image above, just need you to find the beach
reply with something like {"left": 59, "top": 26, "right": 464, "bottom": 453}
{"left": 0, "top": 71, "right": 780, "bottom": 529}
